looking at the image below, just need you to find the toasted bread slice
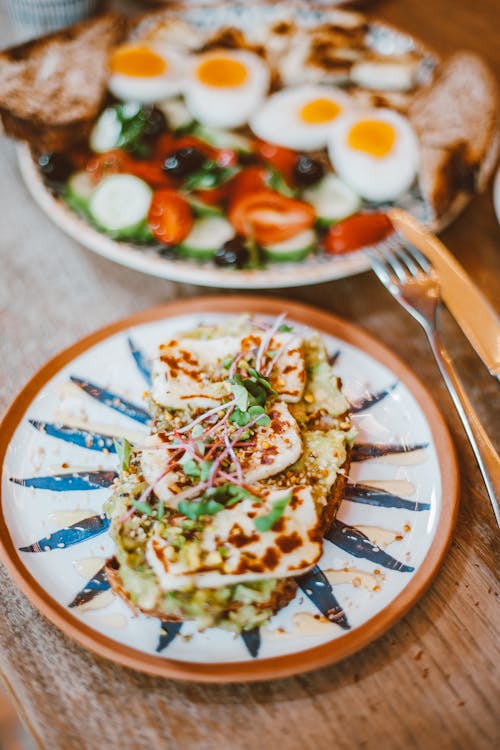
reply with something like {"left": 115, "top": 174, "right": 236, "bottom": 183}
{"left": 104, "top": 454, "right": 350, "bottom": 624}
{"left": 410, "top": 52, "right": 500, "bottom": 218}
{"left": 105, "top": 556, "right": 299, "bottom": 622}
{"left": 0, "top": 13, "right": 126, "bottom": 152}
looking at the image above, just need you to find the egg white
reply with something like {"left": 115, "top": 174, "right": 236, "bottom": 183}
{"left": 108, "top": 45, "right": 186, "bottom": 104}
{"left": 184, "top": 49, "right": 270, "bottom": 129}
{"left": 250, "top": 85, "right": 354, "bottom": 151}
{"left": 327, "top": 108, "right": 419, "bottom": 202}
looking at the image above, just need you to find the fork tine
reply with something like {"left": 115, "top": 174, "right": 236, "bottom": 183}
{"left": 398, "top": 238, "right": 433, "bottom": 273}
{"left": 376, "top": 241, "right": 408, "bottom": 283}
{"left": 370, "top": 249, "right": 397, "bottom": 287}
{"left": 392, "top": 244, "right": 421, "bottom": 278}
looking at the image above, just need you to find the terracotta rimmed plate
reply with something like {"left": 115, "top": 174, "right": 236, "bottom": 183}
{"left": 16, "top": 1, "right": 445, "bottom": 289}
{"left": 0, "top": 297, "right": 459, "bottom": 682}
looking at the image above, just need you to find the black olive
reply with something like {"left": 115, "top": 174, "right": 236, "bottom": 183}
{"left": 162, "top": 147, "right": 206, "bottom": 177}
{"left": 142, "top": 107, "right": 167, "bottom": 138}
{"left": 37, "top": 152, "right": 73, "bottom": 184}
{"left": 293, "top": 155, "right": 325, "bottom": 187}
{"left": 214, "top": 237, "right": 249, "bottom": 268}
{"left": 156, "top": 244, "right": 176, "bottom": 258}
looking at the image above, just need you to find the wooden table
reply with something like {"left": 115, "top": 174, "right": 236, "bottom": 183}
{"left": 0, "top": 1, "right": 499, "bottom": 748}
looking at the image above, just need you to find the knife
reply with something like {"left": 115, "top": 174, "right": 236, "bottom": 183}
{"left": 388, "top": 208, "right": 500, "bottom": 378}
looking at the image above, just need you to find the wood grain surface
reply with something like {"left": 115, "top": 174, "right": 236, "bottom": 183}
{"left": 0, "top": 1, "right": 499, "bottom": 748}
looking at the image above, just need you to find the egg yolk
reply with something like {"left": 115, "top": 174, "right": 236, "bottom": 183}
{"left": 347, "top": 119, "right": 396, "bottom": 158}
{"left": 197, "top": 57, "right": 248, "bottom": 88}
{"left": 110, "top": 45, "right": 167, "bottom": 78}
{"left": 299, "top": 98, "right": 342, "bottom": 124}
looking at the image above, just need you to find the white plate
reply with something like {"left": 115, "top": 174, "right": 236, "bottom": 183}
{"left": 16, "top": 2, "right": 443, "bottom": 288}
{"left": 0, "top": 298, "right": 458, "bottom": 681}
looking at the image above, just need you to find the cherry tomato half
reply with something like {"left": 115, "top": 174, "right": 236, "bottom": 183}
{"left": 125, "top": 158, "right": 178, "bottom": 190}
{"left": 148, "top": 189, "right": 193, "bottom": 245}
{"left": 229, "top": 189, "right": 315, "bottom": 245}
{"left": 324, "top": 213, "right": 393, "bottom": 254}
{"left": 255, "top": 140, "right": 297, "bottom": 184}
{"left": 86, "top": 149, "right": 129, "bottom": 185}
{"left": 228, "top": 167, "right": 268, "bottom": 205}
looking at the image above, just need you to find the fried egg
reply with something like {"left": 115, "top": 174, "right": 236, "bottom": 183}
{"left": 184, "top": 49, "right": 270, "bottom": 128}
{"left": 108, "top": 43, "right": 186, "bottom": 103}
{"left": 250, "top": 85, "right": 353, "bottom": 151}
{"left": 327, "top": 108, "right": 419, "bottom": 202}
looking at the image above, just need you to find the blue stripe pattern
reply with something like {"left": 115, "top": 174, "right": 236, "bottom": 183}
{"left": 296, "top": 565, "right": 350, "bottom": 630}
{"left": 156, "top": 621, "right": 183, "bottom": 652}
{"left": 128, "top": 337, "right": 152, "bottom": 385}
{"left": 19, "top": 514, "right": 110, "bottom": 553}
{"left": 10, "top": 470, "right": 117, "bottom": 492}
{"left": 351, "top": 442, "right": 429, "bottom": 462}
{"left": 325, "top": 520, "right": 414, "bottom": 573}
{"left": 70, "top": 376, "right": 151, "bottom": 424}
{"left": 241, "top": 627, "right": 262, "bottom": 658}
{"left": 68, "top": 566, "right": 111, "bottom": 608}
{"left": 343, "top": 483, "right": 431, "bottom": 512}
{"left": 29, "top": 421, "right": 117, "bottom": 453}
{"left": 350, "top": 383, "right": 398, "bottom": 413}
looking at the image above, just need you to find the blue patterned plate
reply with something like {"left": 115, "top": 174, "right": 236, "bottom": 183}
{"left": 0, "top": 298, "right": 458, "bottom": 681}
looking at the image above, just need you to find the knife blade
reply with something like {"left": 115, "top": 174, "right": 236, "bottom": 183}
{"left": 388, "top": 208, "right": 500, "bottom": 378}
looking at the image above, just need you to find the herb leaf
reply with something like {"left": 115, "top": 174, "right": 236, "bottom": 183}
{"left": 114, "top": 438, "right": 133, "bottom": 473}
{"left": 183, "top": 160, "right": 238, "bottom": 191}
{"left": 230, "top": 381, "right": 249, "bottom": 411}
{"left": 254, "top": 493, "right": 291, "bottom": 532}
{"left": 229, "top": 408, "right": 251, "bottom": 426}
{"left": 130, "top": 497, "right": 154, "bottom": 516}
{"left": 178, "top": 483, "right": 260, "bottom": 519}
{"left": 199, "top": 460, "right": 213, "bottom": 482}
{"left": 248, "top": 368, "right": 278, "bottom": 396}
{"left": 264, "top": 167, "right": 296, "bottom": 198}
{"left": 180, "top": 456, "right": 200, "bottom": 477}
{"left": 178, "top": 497, "right": 224, "bottom": 519}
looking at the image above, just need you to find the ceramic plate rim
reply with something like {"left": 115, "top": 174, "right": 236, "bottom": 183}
{"left": 0, "top": 296, "right": 459, "bottom": 682}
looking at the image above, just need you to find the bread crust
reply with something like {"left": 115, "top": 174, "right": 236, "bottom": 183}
{"left": 409, "top": 51, "right": 500, "bottom": 218}
{"left": 104, "top": 448, "right": 351, "bottom": 623}
{"left": 0, "top": 13, "right": 127, "bottom": 153}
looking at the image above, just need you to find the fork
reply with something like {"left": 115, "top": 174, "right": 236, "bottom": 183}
{"left": 370, "top": 234, "right": 500, "bottom": 528}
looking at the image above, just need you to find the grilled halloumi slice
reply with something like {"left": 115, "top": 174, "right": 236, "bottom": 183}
{"left": 151, "top": 332, "right": 305, "bottom": 410}
{"left": 145, "top": 485, "right": 322, "bottom": 590}
{"left": 140, "top": 402, "right": 303, "bottom": 506}
{"left": 239, "top": 401, "right": 303, "bottom": 482}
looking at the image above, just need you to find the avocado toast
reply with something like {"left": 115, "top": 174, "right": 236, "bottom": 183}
{"left": 104, "top": 315, "right": 354, "bottom": 632}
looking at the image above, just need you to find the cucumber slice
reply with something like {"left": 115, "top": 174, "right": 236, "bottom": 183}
{"left": 90, "top": 107, "right": 122, "bottom": 153}
{"left": 64, "top": 170, "right": 94, "bottom": 214}
{"left": 193, "top": 125, "right": 253, "bottom": 154}
{"left": 186, "top": 196, "right": 224, "bottom": 218}
{"left": 119, "top": 219, "right": 154, "bottom": 244}
{"left": 304, "top": 174, "right": 360, "bottom": 227}
{"left": 89, "top": 174, "right": 152, "bottom": 236}
{"left": 261, "top": 229, "right": 316, "bottom": 263}
{"left": 157, "top": 98, "right": 195, "bottom": 132}
{"left": 177, "top": 216, "right": 235, "bottom": 260}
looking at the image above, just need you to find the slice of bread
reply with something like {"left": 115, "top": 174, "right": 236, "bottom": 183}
{"left": 104, "top": 454, "right": 350, "bottom": 624}
{"left": 0, "top": 13, "right": 126, "bottom": 152}
{"left": 410, "top": 52, "right": 500, "bottom": 218}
